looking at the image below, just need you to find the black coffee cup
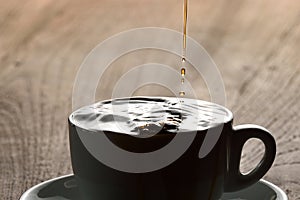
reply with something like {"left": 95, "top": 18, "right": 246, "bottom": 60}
{"left": 68, "top": 97, "right": 276, "bottom": 200}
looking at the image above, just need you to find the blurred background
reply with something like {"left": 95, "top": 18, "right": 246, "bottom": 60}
{"left": 0, "top": 0, "right": 299, "bottom": 199}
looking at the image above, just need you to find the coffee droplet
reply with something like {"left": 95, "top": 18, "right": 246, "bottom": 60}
{"left": 179, "top": 91, "right": 185, "bottom": 96}
{"left": 181, "top": 78, "right": 185, "bottom": 84}
{"left": 182, "top": 57, "right": 186, "bottom": 62}
{"left": 181, "top": 68, "right": 186, "bottom": 77}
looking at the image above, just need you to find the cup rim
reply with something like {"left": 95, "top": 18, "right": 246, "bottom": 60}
{"left": 69, "top": 96, "right": 233, "bottom": 135}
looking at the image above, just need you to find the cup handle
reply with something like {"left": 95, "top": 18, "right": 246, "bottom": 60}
{"left": 224, "top": 124, "right": 276, "bottom": 192}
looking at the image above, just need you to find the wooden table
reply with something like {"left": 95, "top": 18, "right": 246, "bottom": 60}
{"left": 0, "top": 0, "right": 299, "bottom": 199}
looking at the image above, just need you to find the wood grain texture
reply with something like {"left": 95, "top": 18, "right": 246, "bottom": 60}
{"left": 0, "top": 0, "right": 299, "bottom": 199}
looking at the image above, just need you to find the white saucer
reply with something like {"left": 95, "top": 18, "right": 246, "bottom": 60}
{"left": 20, "top": 174, "right": 288, "bottom": 200}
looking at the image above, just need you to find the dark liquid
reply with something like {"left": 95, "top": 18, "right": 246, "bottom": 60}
{"left": 70, "top": 97, "right": 231, "bottom": 136}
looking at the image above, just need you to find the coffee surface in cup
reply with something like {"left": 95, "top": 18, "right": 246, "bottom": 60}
{"left": 70, "top": 97, "right": 231, "bottom": 136}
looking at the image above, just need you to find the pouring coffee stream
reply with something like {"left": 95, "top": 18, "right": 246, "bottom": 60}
{"left": 179, "top": 0, "right": 188, "bottom": 97}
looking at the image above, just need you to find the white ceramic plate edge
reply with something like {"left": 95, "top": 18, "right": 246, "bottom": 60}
{"left": 260, "top": 179, "right": 288, "bottom": 200}
{"left": 19, "top": 174, "right": 288, "bottom": 200}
